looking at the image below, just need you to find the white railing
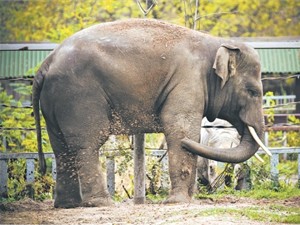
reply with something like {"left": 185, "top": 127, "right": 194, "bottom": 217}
{"left": 263, "top": 95, "right": 296, "bottom": 112}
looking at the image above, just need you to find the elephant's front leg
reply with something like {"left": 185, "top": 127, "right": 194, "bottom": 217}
{"left": 166, "top": 137, "right": 198, "bottom": 203}
{"left": 162, "top": 114, "right": 201, "bottom": 203}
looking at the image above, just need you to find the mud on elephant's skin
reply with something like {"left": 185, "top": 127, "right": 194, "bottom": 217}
{"left": 33, "top": 19, "right": 267, "bottom": 208}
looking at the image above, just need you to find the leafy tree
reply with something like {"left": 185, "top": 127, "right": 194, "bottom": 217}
{"left": 1, "top": 0, "right": 299, "bottom": 43}
{"left": 185, "top": 0, "right": 300, "bottom": 36}
{"left": 1, "top": 0, "right": 141, "bottom": 42}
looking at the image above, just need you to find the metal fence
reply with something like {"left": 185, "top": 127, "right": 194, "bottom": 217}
{"left": 1, "top": 139, "right": 300, "bottom": 199}
{"left": 263, "top": 95, "right": 296, "bottom": 112}
{"left": 1, "top": 76, "right": 300, "bottom": 199}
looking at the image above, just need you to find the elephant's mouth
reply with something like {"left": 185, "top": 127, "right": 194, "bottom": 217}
{"left": 235, "top": 118, "right": 271, "bottom": 157}
{"left": 247, "top": 126, "right": 271, "bottom": 156}
{"left": 181, "top": 120, "right": 271, "bottom": 163}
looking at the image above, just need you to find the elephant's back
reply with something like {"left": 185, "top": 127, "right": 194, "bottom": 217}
{"left": 74, "top": 19, "right": 191, "bottom": 43}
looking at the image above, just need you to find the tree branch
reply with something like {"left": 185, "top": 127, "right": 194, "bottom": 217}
{"left": 136, "top": 0, "right": 157, "bottom": 16}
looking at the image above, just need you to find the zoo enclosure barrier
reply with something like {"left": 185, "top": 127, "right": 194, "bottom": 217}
{"left": 1, "top": 139, "right": 300, "bottom": 199}
{"left": 263, "top": 95, "right": 296, "bottom": 112}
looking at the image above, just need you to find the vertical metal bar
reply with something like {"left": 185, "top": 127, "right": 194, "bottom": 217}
{"left": 270, "top": 154, "right": 279, "bottom": 187}
{"left": 2, "top": 136, "right": 7, "bottom": 151}
{"left": 52, "top": 158, "right": 57, "bottom": 180}
{"left": 264, "top": 131, "right": 269, "bottom": 147}
{"left": 0, "top": 160, "right": 8, "bottom": 198}
{"left": 298, "top": 153, "right": 300, "bottom": 188}
{"left": 160, "top": 151, "right": 169, "bottom": 189}
{"left": 106, "top": 157, "right": 115, "bottom": 197}
{"left": 26, "top": 159, "right": 35, "bottom": 183}
{"left": 26, "top": 159, "right": 35, "bottom": 199}
{"left": 283, "top": 131, "right": 287, "bottom": 160}
{"left": 134, "top": 134, "right": 145, "bottom": 204}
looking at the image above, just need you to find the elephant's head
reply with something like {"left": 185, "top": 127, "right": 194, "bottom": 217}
{"left": 182, "top": 42, "right": 270, "bottom": 163}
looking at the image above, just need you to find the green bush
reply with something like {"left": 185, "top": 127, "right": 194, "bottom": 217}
{"left": 0, "top": 83, "right": 54, "bottom": 201}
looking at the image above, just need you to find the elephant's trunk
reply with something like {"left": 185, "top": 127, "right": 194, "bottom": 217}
{"left": 181, "top": 125, "right": 269, "bottom": 163}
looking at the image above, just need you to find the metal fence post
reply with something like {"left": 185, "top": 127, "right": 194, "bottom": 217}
{"left": 52, "top": 158, "right": 57, "bottom": 180}
{"left": 0, "top": 159, "right": 8, "bottom": 198}
{"left": 134, "top": 134, "right": 145, "bottom": 204}
{"left": 26, "top": 159, "right": 35, "bottom": 198}
{"left": 106, "top": 156, "right": 115, "bottom": 197}
{"left": 298, "top": 153, "right": 300, "bottom": 188}
{"left": 264, "top": 131, "right": 269, "bottom": 147}
{"left": 270, "top": 154, "right": 279, "bottom": 187}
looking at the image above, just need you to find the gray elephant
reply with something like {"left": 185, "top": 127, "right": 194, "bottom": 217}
{"left": 33, "top": 19, "right": 268, "bottom": 208}
{"left": 197, "top": 118, "right": 240, "bottom": 189}
{"left": 197, "top": 118, "right": 252, "bottom": 191}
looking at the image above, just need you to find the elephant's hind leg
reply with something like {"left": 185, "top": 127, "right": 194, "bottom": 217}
{"left": 59, "top": 109, "right": 113, "bottom": 207}
{"left": 49, "top": 95, "right": 113, "bottom": 207}
{"left": 76, "top": 136, "right": 113, "bottom": 207}
{"left": 47, "top": 127, "right": 82, "bottom": 208}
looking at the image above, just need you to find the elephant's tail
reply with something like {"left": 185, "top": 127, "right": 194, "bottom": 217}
{"left": 32, "top": 62, "right": 48, "bottom": 175}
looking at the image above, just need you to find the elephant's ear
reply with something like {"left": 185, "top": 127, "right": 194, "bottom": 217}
{"left": 213, "top": 44, "right": 240, "bottom": 89}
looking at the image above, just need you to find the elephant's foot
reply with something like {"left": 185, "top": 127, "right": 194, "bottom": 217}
{"left": 54, "top": 198, "right": 81, "bottom": 208}
{"left": 81, "top": 196, "right": 114, "bottom": 207}
{"left": 54, "top": 187, "right": 82, "bottom": 208}
{"left": 163, "top": 191, "right": 192, "bottom": 204}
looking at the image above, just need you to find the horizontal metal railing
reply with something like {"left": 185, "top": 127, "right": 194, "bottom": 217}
{"left": 1, "top": 147, "right": 299, "bottom": 198}
{"left": 263, "top": 95, "right": 296, "bottom": 111}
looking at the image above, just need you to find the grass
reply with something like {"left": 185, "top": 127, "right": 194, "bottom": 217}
{"left": 194, "top": 182, "right": 300, "bottom": 224}
{"left": 235, "top": 186, "right": 300, "bottom": 200}
{"left": 196, "top": 181, "right": 300, "bottom": 200}
{"left": 198, "top": 205, "right": 300, "bottom": 224}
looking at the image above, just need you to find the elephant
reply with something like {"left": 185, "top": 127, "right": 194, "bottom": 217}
{"left": 197, "top": 118, "right": 251, "bottom": 191}
{"left": 197, "top": 118, "right": 239, "bottom": 189}
{"left": 32, "top": 19, "right": 269, "bottom": 208}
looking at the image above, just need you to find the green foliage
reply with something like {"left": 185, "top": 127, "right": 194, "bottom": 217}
{"left": 6, "top": 159, "right": 27, "bottom": 200}
{"left": 263, "top": 91, "right": 276, "bottom": 126}
{"left": 1, "top": 0, "right": 141, "bottom": 42}
{"left": 287, "top": 115, "right": 300, "bottom": 147}
{"left": 197, "top": 176, "right": 300, "bottom": 202}
{"left": 196, "top": 131, "right": 299, "bottom": 200}
{"left": 146, "top": 191, "right": 168, "bottom": 203}
{"left": 1, "top": 0, "right": 299, "bottom": 42}
{"left": 191, "top": 0, "right": 300, "bottom": 36}
{"left": 0, "top": 83, "right": 54, "bottom": 201}
{"left": 0, "top": 84, "right": 51, "bottom": 153}
{"left": 5, "top": 159, "right": 55, "bottom": 201}
{"left": 33, "top": 169, "right": 55, "bottom": 201}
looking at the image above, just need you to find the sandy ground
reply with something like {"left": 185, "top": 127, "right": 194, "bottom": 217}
{"left": 1, "top": 197, "right": 299, "bottom": 225}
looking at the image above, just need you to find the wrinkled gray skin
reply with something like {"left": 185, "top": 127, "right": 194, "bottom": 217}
{"left": 32, "top": 19, "right": 264, "bottom": 208}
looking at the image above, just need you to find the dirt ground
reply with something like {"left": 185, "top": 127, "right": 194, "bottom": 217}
{"left": 1, "top": 196, "right": 299, "bottom": 225}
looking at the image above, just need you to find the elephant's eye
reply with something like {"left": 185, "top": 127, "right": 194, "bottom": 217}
{"left": 247, "top": 89, "right": 259, "bottom": 97}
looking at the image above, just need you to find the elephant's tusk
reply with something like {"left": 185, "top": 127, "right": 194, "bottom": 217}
{"left": 248, "top": 126, "right": 272, "bottom": 156}
{"left": 254, "top": 153, "right": 264, "bottom": 163}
